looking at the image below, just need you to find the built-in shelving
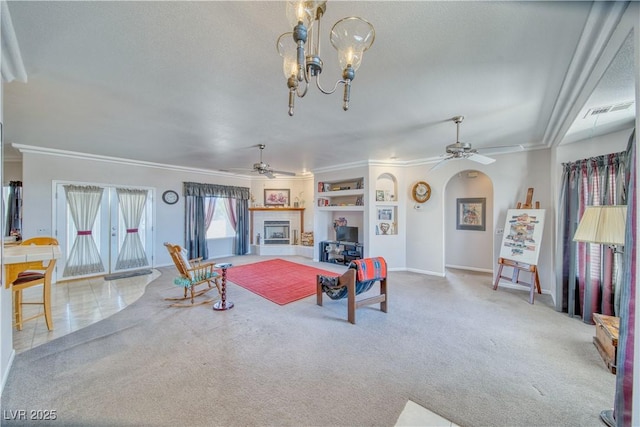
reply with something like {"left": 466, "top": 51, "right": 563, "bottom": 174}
{"left": 374, "top": 173, "right": 398, "bottom": 235}
{"left": 316, "top": 178, "right": 365, "bottom": 209}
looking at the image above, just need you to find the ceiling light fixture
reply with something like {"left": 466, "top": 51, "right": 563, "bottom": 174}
{"left": 277, "top": 1, "right": 375, "bottom": 116}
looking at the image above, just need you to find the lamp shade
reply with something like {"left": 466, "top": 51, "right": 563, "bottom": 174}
{"left": 277, "top": 33, "right": 298, "bottom": 79}
{"left": 330, "top": 17, "right": 375, "bottom": 71}
{"left": 286, "top": 1, "right": 321, "bottom": 28}
{"left": 573, "top": 205, "right": 627, "bottom": 245}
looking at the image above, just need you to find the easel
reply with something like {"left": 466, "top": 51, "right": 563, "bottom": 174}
{"left": 515, "top": 187, "right": 540, "bottom": 209}
{"left": 492, "top": 188, "right": 542, "bottom": 304}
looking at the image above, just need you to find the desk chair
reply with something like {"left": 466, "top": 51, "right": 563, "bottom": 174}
{"left": 12, "top": 237, "right": 59, "bottom": 331}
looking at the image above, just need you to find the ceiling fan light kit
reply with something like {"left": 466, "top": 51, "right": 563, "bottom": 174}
{"left": 277, "top": 1, "right": 375, "bottom": 116}
{"left": 251, "top": 144, "right": 296, "bottom": 179}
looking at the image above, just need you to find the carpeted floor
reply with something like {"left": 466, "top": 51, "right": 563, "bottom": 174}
{"left": 224, "top": 258, "right": 339, "bottom": 305}
{"left": 1, "top": 256, "right": 616, "bottom": 426}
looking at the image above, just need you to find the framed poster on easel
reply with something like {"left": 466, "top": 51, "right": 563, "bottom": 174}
{"left": 499, "top": 209, "right": 545, "bottom": 264}
{"left": 494, "top": 208, "right": 546, "bottom": 303}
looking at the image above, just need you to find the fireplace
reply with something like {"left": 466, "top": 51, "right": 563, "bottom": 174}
{"left": 264, "top": 220, "right": 290, "bottom": 245}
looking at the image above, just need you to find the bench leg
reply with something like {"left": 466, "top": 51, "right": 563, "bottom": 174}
{"left": 316, "top": 277, "right": 323, "bottom": 307}
{"left": 347, "top": 280, "right": 356, "bottom": 324}
{"left": 380, "top": 278, "right": 388, "bottom": 313}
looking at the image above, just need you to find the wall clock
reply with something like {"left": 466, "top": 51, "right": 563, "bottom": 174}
{"left": 411, "top": 181, "right": 431, "bottom": 203}
{"left": 162, "top": 190, "right": 179, "bottom": 205}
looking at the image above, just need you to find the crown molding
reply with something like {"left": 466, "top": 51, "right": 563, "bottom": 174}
{"left": 542, "top": 1, "right": 630, "bottom": 148}
{"left": 12, "top": 143, "right": 252, "bottom": 180}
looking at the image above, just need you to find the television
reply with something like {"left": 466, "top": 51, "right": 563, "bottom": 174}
{"left": 336, "top": 226, "right": 358, "bottom": 243}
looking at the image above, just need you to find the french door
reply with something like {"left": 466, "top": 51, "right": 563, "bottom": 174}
{"left": 53, "top": 182, "right": 154, "bottom": 282}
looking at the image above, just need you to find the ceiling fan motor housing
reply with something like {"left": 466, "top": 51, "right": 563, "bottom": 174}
{"left": 254, "top": 162, "right": 270, "bottom": 172}
{"left": 446, "top": 142, "right": 474, "bottom": 156}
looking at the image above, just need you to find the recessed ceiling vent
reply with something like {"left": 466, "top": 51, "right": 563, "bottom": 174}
{"left": 584, "top": 101, "right": 634, "bottom": 119}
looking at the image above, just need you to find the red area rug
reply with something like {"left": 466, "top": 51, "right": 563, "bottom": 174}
{"left": 225, "top": 259, "right": 339, "bottom": 305}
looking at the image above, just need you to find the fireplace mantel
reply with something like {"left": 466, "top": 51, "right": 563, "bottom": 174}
{"left": 249, "top": 207, "right": 305, "bottom": 244}
{"left": 249, "top": 207, "right": 305, "bottom": 212}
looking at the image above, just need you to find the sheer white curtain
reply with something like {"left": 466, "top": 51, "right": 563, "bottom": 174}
{"left": 204, "top": 197, "right": 217, "bottom": 231}
{"left": 115, "top": 188, "right": 149, "bottom": 270}
{"left": 225, "top": 198, "right": 237, "bottom": 231}
{"left": 62, "top": 185, "right": 105, "bottom": 277}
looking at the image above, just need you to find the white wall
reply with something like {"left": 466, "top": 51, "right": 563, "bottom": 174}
{"left": 0, "top": 73, "right": 14, "bottom": 397}
{"left": 445, "top": 170, "right": 494, "bottom": 272}
{"left": 405, "top": 149, "right": 552, "bottom": 288}
{"left": 249, "top": 176, "right": 314, "bottom": 232}
{"left": 2, "top": 160, "right": 20, "bottom": 183}
{"left": 20, "top": 150, "right": 312, "bottom": 267}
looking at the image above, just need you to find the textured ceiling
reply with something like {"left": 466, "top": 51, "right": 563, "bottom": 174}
{"left": 3, "top": 1, "right": 636, "bottom": 176}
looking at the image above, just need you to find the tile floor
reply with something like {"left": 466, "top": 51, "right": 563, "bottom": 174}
{"left": 12, "top": 269, "right": 160, "bottom": 353}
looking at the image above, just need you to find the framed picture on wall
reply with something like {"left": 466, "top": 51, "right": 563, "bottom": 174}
{"left": 377, "top": 207, "right": 394, "bottom": 221}
{"left": 456, "top": 197, "right": 486, "bottom": 231}
{"left": 264, "top": 189, "right": 290, "bottom": 206}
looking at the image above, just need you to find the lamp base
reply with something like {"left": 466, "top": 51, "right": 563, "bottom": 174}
{"left": 600, "top": 409, "right": 615, "bottom": 427}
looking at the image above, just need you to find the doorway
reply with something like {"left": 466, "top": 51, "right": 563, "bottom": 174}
{"left": 444, "top": 170, "right": 494, "bottom": 272}
{"left": 53, "top": 181, "right": 154, "bottom": 281}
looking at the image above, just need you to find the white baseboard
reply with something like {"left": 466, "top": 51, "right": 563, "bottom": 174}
{"left": 0, "top": 348, "right": 16, "bottom": 399}
{"left": 445, "top": 264, "right": 493, "bottom": 274}
{"left": 405, "top": 268, "right": 446, "bottom": 277}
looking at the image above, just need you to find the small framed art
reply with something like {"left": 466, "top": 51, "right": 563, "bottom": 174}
{"left": 456, "top": 197, "right": 486, "bottom": 231}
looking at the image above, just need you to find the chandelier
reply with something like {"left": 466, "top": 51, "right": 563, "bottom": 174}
{"left": 277, "top": 1, "right": 375, "bottom": 116}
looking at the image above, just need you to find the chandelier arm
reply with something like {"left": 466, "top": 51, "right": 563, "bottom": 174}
{"left": 315, "top": 74, "right": 345, "bottom": 95}
{"left": 315, "top": 7, "right": 322, "bottom": 64}
{"left": 296, "top": 78, "right": 309, "bottom": 97}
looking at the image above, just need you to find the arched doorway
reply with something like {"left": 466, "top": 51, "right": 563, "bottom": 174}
{"left": 444, "top": 169, "right": 494, "bottom": 272}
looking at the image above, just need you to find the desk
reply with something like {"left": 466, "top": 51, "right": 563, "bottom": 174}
{"left": 3, "top": 245, "right": 62, "bottom": 288}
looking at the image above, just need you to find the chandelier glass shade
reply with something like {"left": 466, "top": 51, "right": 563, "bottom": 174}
{"left": 277, "top": 1, "right": 375, "bottom": 116}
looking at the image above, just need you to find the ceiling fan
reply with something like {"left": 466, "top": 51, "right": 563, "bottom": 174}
{"left": 431, "top": 116, "right": 524, "bottom": 170}
{"left": 229, "top": 144, "right": 296, "bottom": 179}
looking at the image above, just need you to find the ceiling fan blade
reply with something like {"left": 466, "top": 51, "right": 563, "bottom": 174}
{"left": 468, "top": 153, "right": 496, "bottom": 165}
{"left": 430, "top": 155, "right": 453, "bottom": 171}
{"left": 263, "top": 171, "right": 276, "bottom": 179}
{"left": 478, "top": 144, "right": 524, "bottom": 155}
{"left": 270, "top": 169, "right": 296, "bottom": 177}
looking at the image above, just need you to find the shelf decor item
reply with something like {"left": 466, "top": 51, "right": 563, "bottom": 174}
{"left": 377, "top": 207, "right": 393, "bottom": 221}
{"left": 456, "top": 197, "right": 486, "bottom": 231}
{"left": 264, "top": 189, "right": 290, "bottom": 206}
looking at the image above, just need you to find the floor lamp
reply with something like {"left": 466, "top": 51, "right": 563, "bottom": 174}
{"left": 573, "top": 205, "right": 627, "bottom": 427}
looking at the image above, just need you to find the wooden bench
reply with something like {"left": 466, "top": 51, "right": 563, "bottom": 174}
{"left": 316, "top": 257, "right": 388, "bottom": 324}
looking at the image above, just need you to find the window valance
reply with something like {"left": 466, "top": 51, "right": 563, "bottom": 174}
{"left": 183, "top": 182, "right": 250, "bottom": 200}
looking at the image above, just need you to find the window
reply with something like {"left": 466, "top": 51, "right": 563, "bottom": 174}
{"left": 206, "top": 200, "right": 235, "bottom": 239}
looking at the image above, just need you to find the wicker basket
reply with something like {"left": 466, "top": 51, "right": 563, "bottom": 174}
{"left": 301, "top": 232, "right": 314, "bottom": 246}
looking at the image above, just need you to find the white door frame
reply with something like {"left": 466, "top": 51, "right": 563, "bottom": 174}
{"left": 52, "top": 180, "right": 155, "bottom": 282}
